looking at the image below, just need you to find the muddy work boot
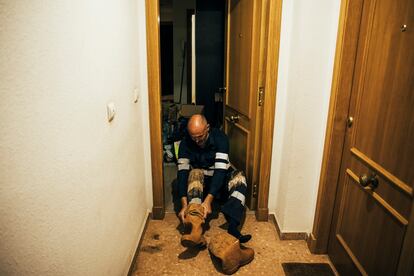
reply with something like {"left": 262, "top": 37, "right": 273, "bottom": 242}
{"left": 208, "top": 232, "right": 254, "bottom": 274}
{"left": 181, "top": 203, "right": 206, "bottom": 248}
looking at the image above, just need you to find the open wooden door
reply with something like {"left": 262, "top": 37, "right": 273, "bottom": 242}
{"left": 328, "top": 0, "right": 414, "bottom": 274}
{"left": 224, "top": 0, "right": 268, "bottom": 210}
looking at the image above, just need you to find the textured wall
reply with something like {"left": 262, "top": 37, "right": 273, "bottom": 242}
{"left": 0, "top": 0, "right": 151, "bottom": 275}
{"left": 268, "top": 0, "right": 341, "bottom": 233}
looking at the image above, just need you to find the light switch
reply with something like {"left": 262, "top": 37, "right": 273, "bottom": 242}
{"left": 107, "top": 102, "right": 116, "bottom": 122}
{"left": 133, "top": 88, "right": 139, "bottom": 103}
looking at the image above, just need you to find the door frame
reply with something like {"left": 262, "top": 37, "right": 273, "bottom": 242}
{"left": 309, "top": 1, "right": 414, "bottom": 273}
{"left": 145, "top": 0, "right": 282, "bottom": 221}
{"left": 308, "top": 0, "right": 364, "bottom": 254}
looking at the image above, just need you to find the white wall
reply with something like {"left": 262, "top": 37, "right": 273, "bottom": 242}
{"left": 268, "top": 0, "right": 341, "bottom": 233}
{"left": 0, "top": 1, "right": 152, "bottom": 275}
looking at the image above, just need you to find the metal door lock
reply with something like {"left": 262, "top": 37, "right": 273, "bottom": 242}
{"left": 359, "top": 173, "right": 379, "bottom": 190}
{"left": 230, "top": 115, "right": 240, "bottom": 123}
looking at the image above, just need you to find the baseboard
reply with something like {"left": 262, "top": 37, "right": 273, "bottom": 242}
{"left": 255, "top": 207, "right": 269, "bottom": 221}
{"left": 269, "top": 213, "right": 308, "bottom": 241}
{"left": 127, "top": 210, "right": 151, "bottom": 276}
{"left": 152, "top": 206, "right": 165, "bottom": 219}
{"left": 307, "top": 232, "right": 317, "bottom": 253}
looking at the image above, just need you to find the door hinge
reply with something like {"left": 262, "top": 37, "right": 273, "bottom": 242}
{"left": 258, "top": 87, "right": 264, "bottom": 106}
{"left": 253, "top": 183, "right": 258, "bottom": 198}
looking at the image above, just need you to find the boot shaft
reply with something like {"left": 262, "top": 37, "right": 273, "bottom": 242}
{"left": 181, "top": 203, "right": 206, "bottom": 247}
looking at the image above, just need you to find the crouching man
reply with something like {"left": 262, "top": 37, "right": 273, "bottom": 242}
{"left": 177, "top": 114, "right": 251, "bottom": 247}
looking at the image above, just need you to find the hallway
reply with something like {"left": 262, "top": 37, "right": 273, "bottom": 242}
{"left": 131, "top": 213, "right": 336, "bottom": 275}
{"left": 6, "top": 0, "right": 412, "bottom": 274}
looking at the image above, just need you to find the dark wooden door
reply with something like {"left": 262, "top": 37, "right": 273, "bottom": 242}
{"left": 224, "top": 0, "right": 266, "bottom": 209}
{"left": 328, "top": 0, "right": 414, "bottom": 275}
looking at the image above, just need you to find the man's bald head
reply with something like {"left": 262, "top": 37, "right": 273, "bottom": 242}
{"left": 188, "top": 114, "right": 210, "bottom": 147}
{"left": 188, "top": 114, "right": 208, "bottom": 132}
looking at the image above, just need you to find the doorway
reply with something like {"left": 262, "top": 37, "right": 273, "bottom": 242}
{"left": 159, "top": 0, "right": 226, "bottom": 212}
{"left": 146, "top": 0, "right": 282, "bottom": 220}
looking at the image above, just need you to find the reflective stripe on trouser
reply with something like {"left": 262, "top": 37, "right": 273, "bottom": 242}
{"left": 221, "top": 170, "right": 248, "bottom": 224}
{"left": 187, "top": 169, "right": 204, "bottom": 204}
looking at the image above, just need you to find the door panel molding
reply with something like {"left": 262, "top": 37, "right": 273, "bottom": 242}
{"left": 351, "top": 147, "right": 413, "bottom": 197}
{"left": 225, "top": 118, "right": 249, "bottom": 175}
{"left": 346, "top": 168, "right": 408, "bottom": 226}
{"left": 336, "top": 234, "right": 368, "bottom": 276}
{"left": 337, "top": 168, "right": 406, "bottom": 275}
{"left": 398, "top": 202, "right": 414, "bottom": 275}
{"left": 225, "top": 116, "right": 258, "bottom": 208}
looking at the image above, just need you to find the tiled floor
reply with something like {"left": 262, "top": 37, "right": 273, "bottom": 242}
{"left": 131, "top": 213, "right": 336, "bottom": 275}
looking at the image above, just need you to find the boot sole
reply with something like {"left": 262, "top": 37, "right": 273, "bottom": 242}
{"left": 223, "top": 254, "right": 254, "bottom": 275}
{"left": 240, "top": 255, "right": 254, "bottom": 266}
{"left": 181, "top": 238, "right": 206, "bottom": 248}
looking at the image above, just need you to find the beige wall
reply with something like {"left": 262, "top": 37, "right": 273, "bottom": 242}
{"left": 269, "top": 0, "right": 341, "bottom": 233}
{"left": 0, "top": 0, "right": 152, "bottom": 275}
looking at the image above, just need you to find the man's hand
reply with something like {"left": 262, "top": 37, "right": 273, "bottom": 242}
{"left": 201, "top": 201, "right": 211, "bottom": 219}
{"left": 179, "top": 197, "right": 188, "bottom": 222}
{"left": 179, "top": 206, "right": 187, "bottom": 222}
{"left": 201, "top": 194, "right": 214, "bottom": 219}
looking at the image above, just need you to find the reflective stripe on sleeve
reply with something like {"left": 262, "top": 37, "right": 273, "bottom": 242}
{"left": 230, "top": 191, "right": 245, "bottom": 206}
{"left": 178, "top": 158, "right": 190, "bottom": 164}
{"left": 203, "top": 169, "right": 214, "bottom": 176}
{"left": 178, "top": 164, "right": 190, "bottom": 171}
{"left": 215, "top": 152, "right": 229, "bottom": 161}
{"left": 214, "top": 162, "right": 230, "bottom": 170}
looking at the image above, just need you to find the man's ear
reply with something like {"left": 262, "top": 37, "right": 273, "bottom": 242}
{"left": 206, "top": 124, "right": 210, "bottom": 132}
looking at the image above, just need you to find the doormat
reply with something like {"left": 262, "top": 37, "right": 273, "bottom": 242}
{"left": 282, "top": 263, "right": 335, "bottom": 276}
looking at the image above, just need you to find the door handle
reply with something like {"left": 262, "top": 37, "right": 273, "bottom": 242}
{"left": 359, "top": 173, "right": 379, "bottom": 189}
{"left": 226, "top": 115, "right": 240, "bottom": 124}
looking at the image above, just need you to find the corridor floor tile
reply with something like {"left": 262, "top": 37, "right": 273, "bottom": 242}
{"left": 132, "top": 213, "right": 335, "bottom": 275}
